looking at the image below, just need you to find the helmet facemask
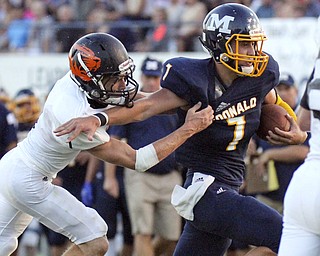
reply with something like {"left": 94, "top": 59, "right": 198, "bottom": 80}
{"left": 200, "top": 3, "right": 269, "bottom": 78}
{"left": 220, "top": 33, "right": 269, "bottom": 77}
{"left": 75, "top": 52, "right": 138, "bottom": 108}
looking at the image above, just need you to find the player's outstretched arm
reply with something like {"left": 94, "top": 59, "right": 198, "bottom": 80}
{"left": 88, "top": 102, "right": 214, "bottom": 172}
{"left": 151, "top": 102, "right": 213, "bottom": 164}
{"left": 54, "top": 88, "right": 186, "bottom": 142}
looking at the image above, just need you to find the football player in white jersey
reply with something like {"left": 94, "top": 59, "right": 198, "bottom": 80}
{"left": 0, "top": 33, "right": 214, "bottom": 256}
{"left": 278, "top": 55, "right": 320, "bottom": 255}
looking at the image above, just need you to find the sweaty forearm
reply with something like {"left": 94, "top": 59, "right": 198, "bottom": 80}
{"left": 90, "top": 126, "right": 192, "bottom": 173}
{"left": 134, "top": 124, "right": 195, "bottom": 172}
{"left": 154, "top": 124, "right": 195, "bottom": 161}
{"left": 91, "top": 103, "right": 213, "bottom": 172}
{"left": 105, "top": 89, "right": 186, "bottom": 125}
{"left": 106, "top": 98, "right": 153, "bottom": 125}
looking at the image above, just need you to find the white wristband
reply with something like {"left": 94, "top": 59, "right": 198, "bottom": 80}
{"left": 135, "top": 144, "right": 159, "bottom": 172}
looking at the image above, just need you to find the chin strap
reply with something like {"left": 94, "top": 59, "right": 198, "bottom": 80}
{"left": 276, "top": 94, "right": 297, "bottom": 121}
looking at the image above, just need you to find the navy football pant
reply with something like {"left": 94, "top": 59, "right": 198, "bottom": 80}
{"left": 174, "top": 177, "right": 282, "bottom": 256}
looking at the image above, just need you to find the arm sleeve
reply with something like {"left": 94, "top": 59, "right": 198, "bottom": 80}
{"left": 276, "top": 94, "right": 297, "bottom": 121}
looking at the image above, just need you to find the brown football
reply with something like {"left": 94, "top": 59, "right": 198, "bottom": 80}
{"left": 256, "top": 104, "right": 291, "bottom": 140}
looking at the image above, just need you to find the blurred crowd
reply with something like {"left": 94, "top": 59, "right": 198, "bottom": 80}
{"left": 0, "top": 0, "right": 320, "bottom": 54}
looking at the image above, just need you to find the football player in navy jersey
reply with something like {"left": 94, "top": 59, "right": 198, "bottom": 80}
{"left": 55, "top": 4, "right": 307, "bottom": 256}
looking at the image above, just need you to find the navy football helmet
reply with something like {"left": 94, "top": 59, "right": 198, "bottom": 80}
{"left": 69, "top": 33, "right": 139, "bottom": 107}
{"left": 200, "top": 3, "right": 269, "bottom": 77}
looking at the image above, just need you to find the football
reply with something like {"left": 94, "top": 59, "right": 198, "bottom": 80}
{"left": 256, "top": 104, "right": 291, "bottom": 140}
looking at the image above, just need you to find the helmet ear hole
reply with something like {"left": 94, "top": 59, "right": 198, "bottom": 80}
{"left": 81, "top": 81, "right": 108, "bottom": 101}
{"left": 89, "top": 89, "right": 102, "bottom": 99}
{"left": 221, "top": 54, "right": 229, "bottom": 62}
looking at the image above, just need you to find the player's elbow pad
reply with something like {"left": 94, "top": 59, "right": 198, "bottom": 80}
{"left": 276, "top": 95, "right": 297, "bottom": 121}
{"left": 135, "top": 144, "right": 159, "bottom": 172}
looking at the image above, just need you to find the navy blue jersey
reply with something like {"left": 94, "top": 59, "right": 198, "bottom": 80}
{"left": 108, "top": 114, "right": 179, "bottom": 175}
{"left": 0, "top": 103, "right": 17, "bottom": 158}
{"left": 161, "top": 55, "right": 279, "bottom": 186}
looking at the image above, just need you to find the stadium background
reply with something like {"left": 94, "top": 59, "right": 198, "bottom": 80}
{"left": 0, "top": 17, "right": 319, "bottom": 102}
